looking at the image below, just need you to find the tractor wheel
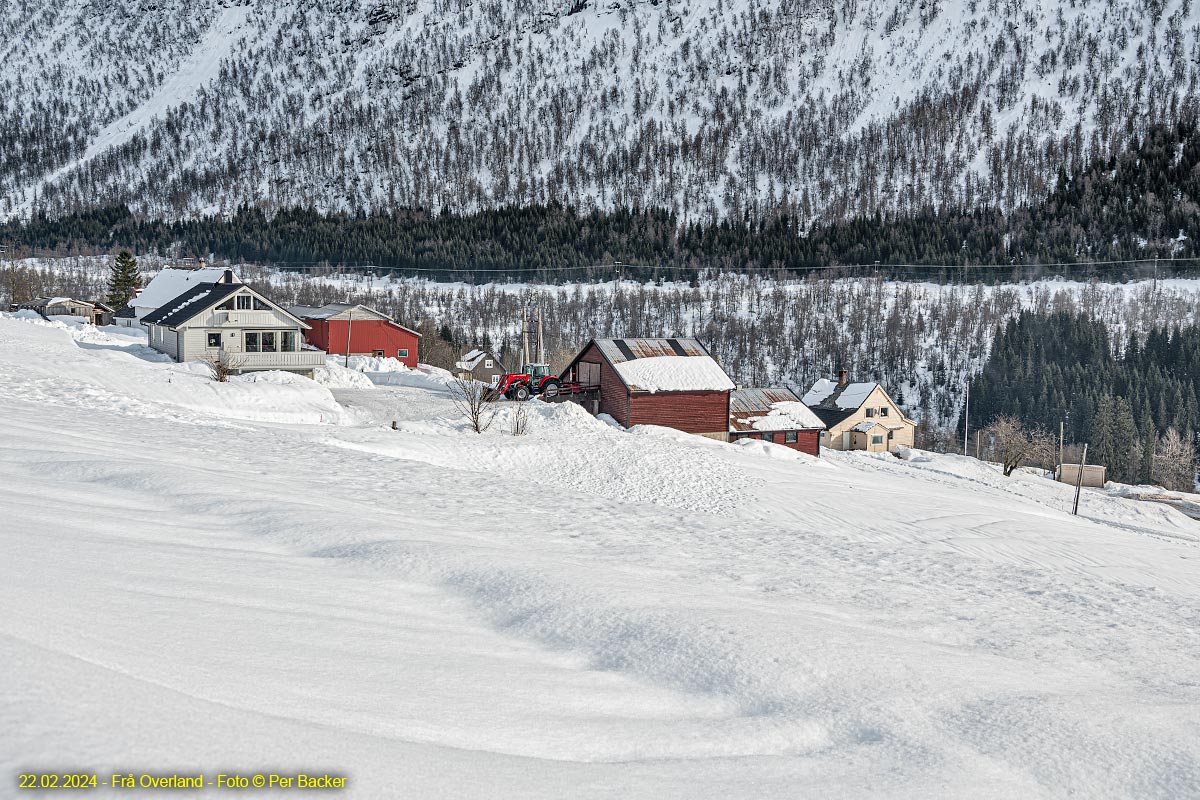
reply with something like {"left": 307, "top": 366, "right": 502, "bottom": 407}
{"left": 541, "top": 379, "right": 561, "bottom": 398}
{"left": 512, "top": 385, "right": 531, "bottom": 401}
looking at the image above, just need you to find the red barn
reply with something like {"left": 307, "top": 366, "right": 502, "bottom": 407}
{"left": 728, "top": 387, "right": 825, "bottom": 456}
{"left": 560, "top": 338, "right": 734, "bottom": 439}
{"left": 290, "top": 303, "right": 421, "bottom": 368}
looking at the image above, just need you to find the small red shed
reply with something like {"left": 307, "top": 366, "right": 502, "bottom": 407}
{"left": 560, "top": 338, "right": 734, "bottom": 439}
{"left": 290, "top": 303, "right": 421, "bottom": 368}
{"left": 728, "top": 387, "right": 825, "bottom": 456}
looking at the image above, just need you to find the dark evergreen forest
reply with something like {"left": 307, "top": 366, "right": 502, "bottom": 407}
{"left": 2, "top": 124, "right": 1196, "bottom": 284}
{"left": 966, "top": 312, "right": 1200, "bottom": 483}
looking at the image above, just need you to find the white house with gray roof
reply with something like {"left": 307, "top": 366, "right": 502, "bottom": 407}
{"left": 141, "top": 273, "right": 325, "bottom": 375}
{"left": 802, "top": 370, "right": 916, "bottom": 452}
{"left": 117, "top": 266, "right": 241, "bottom": 327}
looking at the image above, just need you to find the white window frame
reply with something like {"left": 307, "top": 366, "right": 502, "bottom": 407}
{"left": 484, "top": 359, "right": 493, "bottom": 368}
{"left": 236, "top": 294, "right": 252, "bottom": 310}
{"left": 871, "top": 435, "right": 884, "bottom": 445}
{"left": 397, "top": 348, "right": 409, "bottom": 358}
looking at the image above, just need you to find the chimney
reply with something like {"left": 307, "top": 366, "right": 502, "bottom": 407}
{"left": 837, "top": 369, "right": 848, "bottom": 387}
{"left": 222, "top": 268, "right": 234, "bottom": 284}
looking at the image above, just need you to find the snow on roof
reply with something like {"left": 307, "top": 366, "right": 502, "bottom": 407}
{"left": 852, "top": 420, "right": 882, "bottom": 432}
{"left": 747, "top": 401, "right": 826, "bottom": 431}
{"left": 803, "top": 378, "right": 879, "bottom": 410}
{"left": 612, "top": 354, "right": 734, "bottom": 393}
{"left": 801, "top": 378, "right": 837, "bottom": 405}
{"left": 455, "top": 349, "right": 493, "bottom": 370}
{"left": 834, "top": 382, "right": 878, "bottom": 409}
{"left": 134, "top": 268, "right": 238, "bottom": 312}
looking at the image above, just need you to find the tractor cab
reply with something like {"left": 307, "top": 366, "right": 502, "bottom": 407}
{"left": 526, "top": 363, "right": 552, "bottom": 381}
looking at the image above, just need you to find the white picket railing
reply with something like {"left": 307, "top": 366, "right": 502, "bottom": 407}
{"left": 235, "top": 351, "right": 327, "bottom": 369}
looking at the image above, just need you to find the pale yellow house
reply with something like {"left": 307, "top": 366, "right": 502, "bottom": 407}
{"left": 802, "top": 372, "right": 916, "bottom": 453}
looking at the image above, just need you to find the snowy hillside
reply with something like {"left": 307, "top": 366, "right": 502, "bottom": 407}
{"left": 3, "top": 0, "right": 1196, "bottom": 221}
{"left": 3, "top": 311, "right": 1199, "bottom": 797}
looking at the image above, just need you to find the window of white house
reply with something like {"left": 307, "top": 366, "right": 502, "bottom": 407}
{"left": 785, "top": 431, "right": 798, "bottom": 443}
{"left": 206, "top": 332, "right": 221, "bottom": 348}
{"left": 880, "top": 407, "right": 889, "bottom": 417}
{"left": 236, "top": 295, "right": 252, "bottom": 310}
{"left": 485, "top": 359, "right": 493, "bottom": 368}
{"left": 281, "top": 331, "right": 296, "bottom": 352}
{"left": 871, "top": 435, "right": 884, "bottom": 445}
{"left": 865, "top": 408, "right": 876, "bottom": 418}
{"left": 397, "top": 349, "right": 408, "bottom": 358}
{"left": 245, "top": 332, "right": 260, "bottom": 352}
{"left": 253, "top": 298, "right": 270, "bottom": 310}
{"left": 261, "top": 332, "right": 277, "bottom": 352}
{"left": 216, "top": 299, "right": 234, "bottom": 310}
{"left": 888, "top": 430, "right": 894, "bottom": 440}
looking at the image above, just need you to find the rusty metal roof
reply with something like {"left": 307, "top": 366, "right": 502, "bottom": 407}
{"left": 594, "top": 338, "right": 710, "bottom": 364}
{"left": 729, "top": 387, "right": 801, "bottom": 418}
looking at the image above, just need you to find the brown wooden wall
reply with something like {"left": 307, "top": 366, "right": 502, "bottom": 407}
{"left": 570, "top": 343, "right": 630, "bottom": 426}
{"left": 629, "top": 390, "right": 728, "bottom": 435}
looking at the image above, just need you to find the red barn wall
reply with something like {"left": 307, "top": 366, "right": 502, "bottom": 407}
{"left": 629, "top": 390, "right": 728, "bottom": 435}
{"left": 739, "top": 430, "right": 821, "bottom": 456}
{"left": 305, "top": 319, "right": 419, "bottom": 367}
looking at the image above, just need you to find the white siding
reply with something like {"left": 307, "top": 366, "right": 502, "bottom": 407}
{"left": 148, "top": 324, "right": 179, "bottom": 360}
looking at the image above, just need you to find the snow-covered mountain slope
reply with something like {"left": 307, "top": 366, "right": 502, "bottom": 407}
{"left": 3, "top": 0, "right": 1196, "bottom": 221}
{"left": 2, "top": 313, "right": 1199, "bottom": 798}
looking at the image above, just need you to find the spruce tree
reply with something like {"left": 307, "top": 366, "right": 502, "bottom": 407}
{"left": 107, "top": 250, "right": 141, "bottom": 308}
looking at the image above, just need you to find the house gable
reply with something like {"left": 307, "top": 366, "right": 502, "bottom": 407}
{"left": 145, "top": 284, "right": 308, "bottom": 331}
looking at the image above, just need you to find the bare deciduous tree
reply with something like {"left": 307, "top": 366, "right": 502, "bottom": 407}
{"left": 984, "top": 415, "right": 1056, "bottom": 476}
{"left": 451, "top": 376, "right": 497, "bottom": 434}
{"left": 1152, "top": 427, "right": 1197, "bottom": 491}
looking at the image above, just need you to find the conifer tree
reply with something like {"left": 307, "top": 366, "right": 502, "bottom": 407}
{"left": 107, "top": 250, "right": 141, "bottom": 308}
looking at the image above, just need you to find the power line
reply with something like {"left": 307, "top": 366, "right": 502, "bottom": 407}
{"left": 246, "top": 257, "right": 1200, "bottom": 274}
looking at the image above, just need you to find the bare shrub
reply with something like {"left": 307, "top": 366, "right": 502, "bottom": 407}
{"left": 204, "top": 352, "right": 244, "bottom": 382}
{"left": 510, "top": 399, "right": 529, "bottom": 436}
{"left": 451, "top": 376, "right": 497, "bottom": 434}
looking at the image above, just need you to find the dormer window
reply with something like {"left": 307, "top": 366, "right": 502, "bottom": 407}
{"left": 236, "top": 295, "right": 252, "bottom": 310}
{"left": 880, "top": 407, "right": 889, "bottom": 417}
{"left": 865, "top": 408, "right": 876, "bottom": 418}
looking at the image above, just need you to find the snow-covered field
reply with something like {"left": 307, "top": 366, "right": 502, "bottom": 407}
{"left": 2, "top": 313, "right": 1199, "bottom": 798}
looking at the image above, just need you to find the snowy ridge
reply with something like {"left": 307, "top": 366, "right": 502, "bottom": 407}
{"left": 3, "top": 0, "right": 1196, "bottom": 220}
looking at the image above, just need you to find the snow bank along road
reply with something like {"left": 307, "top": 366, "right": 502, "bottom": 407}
{"left": 1, "top": 314, "right": 1198, "bottom": 799}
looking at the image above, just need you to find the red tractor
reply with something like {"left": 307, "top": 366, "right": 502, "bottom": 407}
{"left": 494, "top": 363, "right": 563, "bottom": 400}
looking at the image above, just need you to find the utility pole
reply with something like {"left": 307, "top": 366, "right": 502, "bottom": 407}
{"left": 344, "top": 308, "right": 354, "bottom": 368}
{"left": 536, "top": 306, "right": 545, "bottom": 363}
{"left": 1152, "top": 254, "right": 1159, "bottom": 294}
{"left": 1059, "top": 420, "right": 1064, "bottom": 468}
{"left": 1072, "top": 444, "right": 1089, "bottom": 516}
{"left": 963, "top": 381, "right": 970, "bottom": 456}
{"left": 521, "top": 307, "right": 530, "bottom": 367}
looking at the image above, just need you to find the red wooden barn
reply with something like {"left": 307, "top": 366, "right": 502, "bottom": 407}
{"left": 560, "top": 338, "right": 734, "bottom": 439}
{"left": 728, "top": 387, "right": 825, "bottom": 456}
{"left": 290, "top": 303, "right": 421, "bottom": 368}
